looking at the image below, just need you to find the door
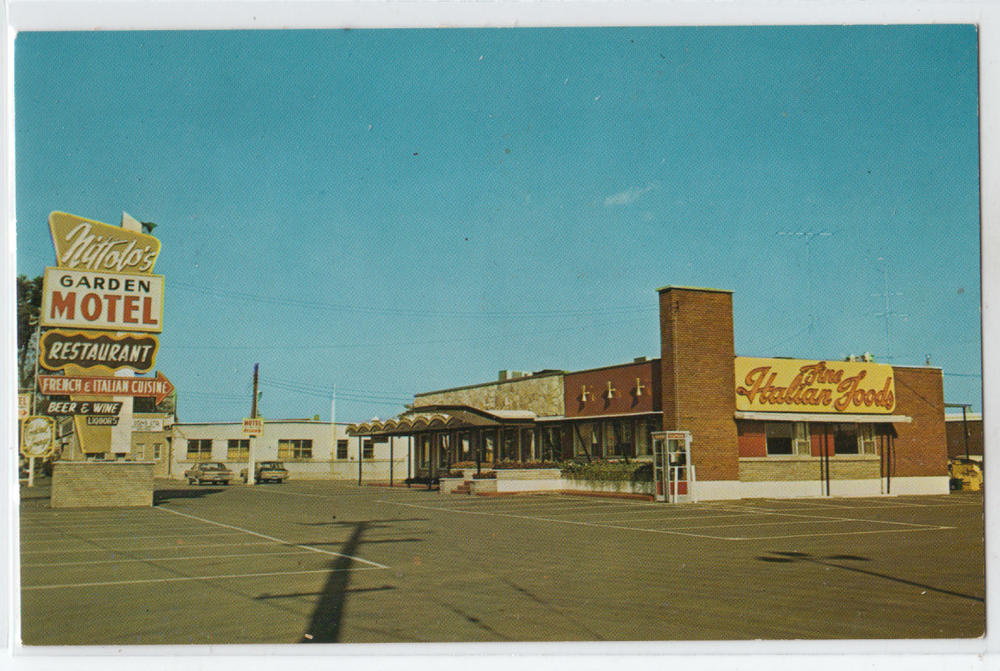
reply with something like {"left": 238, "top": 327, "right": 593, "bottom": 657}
{"left": 652, "top": 431, "right": 694, "bottom": 503}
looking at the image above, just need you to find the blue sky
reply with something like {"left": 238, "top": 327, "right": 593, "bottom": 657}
{"left": 14, "top": 26, "right": 982, "bottom": 422}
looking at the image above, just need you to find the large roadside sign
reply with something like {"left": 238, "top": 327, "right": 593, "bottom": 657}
{"left": 21, "top": 416, "right": 55, "bottom": 458}
{"left": 39, "top": 329, "right": 159, "bottom": 373}
{"left": 38, "top": 371, "right": 175, "bottom": 404}
{"left": 40, "top": 268, "right": 164, "bottom": 333}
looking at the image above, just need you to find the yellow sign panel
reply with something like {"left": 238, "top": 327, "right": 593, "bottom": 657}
{"left": 21, "top": 416, "right": 55, "bottom": 458}
{"left": 49, "top": 211, "right": 161, "bottom": 274}
{"left": 735, "top": 357, "right": 896, "bottom": 414}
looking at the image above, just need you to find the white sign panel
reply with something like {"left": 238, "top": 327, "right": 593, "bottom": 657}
{"left": 133, "top": 417, "right": 165, "bottom": 433}
{"left": 243, "top": 418, "right": 264, "bottom": 436}
{"left": 18, "top": 394, "right": 31, "bottom": 420}
{"left": 40, "top": 267, "right": 164, "bottom": 333}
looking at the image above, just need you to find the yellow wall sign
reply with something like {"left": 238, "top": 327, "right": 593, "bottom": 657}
{"left": 735, "top": 357, "right": 896, "bottom": 414}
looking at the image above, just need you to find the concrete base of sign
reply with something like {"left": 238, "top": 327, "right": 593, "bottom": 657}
{"left": 51, "top": 461, "right": 154, "bottom": 508}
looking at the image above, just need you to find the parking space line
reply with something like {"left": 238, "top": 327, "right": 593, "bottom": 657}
{"left": 21, "top": 531, "right": 247, "bottom": 543}
{"left": 22, "top": 549, "right": 318, "bottom": 568}
{"left": 666, "top": 518, "right": 938, "bottom": 531}
{"left": 155, "top": 506, "right": 389, "bottom": 569}
{"left": 22, "top": 566, "right": 385, "bottom": 591}
{"left": 725, "top": 526, "right": 954, "bottom": 541}
{"left": 21, "top": 541, "right": 280, "bottom": 555}
{"left": 376, "top": 499, "right": 751, "bottom": 541}
{"left": 716, "top": 504, "right": 939, "bottom": 528}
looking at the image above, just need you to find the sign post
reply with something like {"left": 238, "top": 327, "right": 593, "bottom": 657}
{"left": 243, "top": 417, "right": 264, "bottom": 485}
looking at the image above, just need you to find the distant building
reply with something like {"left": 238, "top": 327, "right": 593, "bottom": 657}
{"left": 168, "top": 420, "right": 408, "bottom": 483}
{"left": 946, "top": 412, "right": 983, "bottom": 460}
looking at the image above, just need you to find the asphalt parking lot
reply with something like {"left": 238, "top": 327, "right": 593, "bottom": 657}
{"left": 18, "top": 479, "right": 985, "bottom": 645}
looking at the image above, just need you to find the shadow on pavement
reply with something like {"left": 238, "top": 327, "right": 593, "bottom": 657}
{"left": 301, "top": 521, "right": 369, "bottom": 643}
{"left": 756, "top": 551, "right": 984, "bottom": 602}
{"left": 153, "top": 488, "right": 227, "bottom": 503}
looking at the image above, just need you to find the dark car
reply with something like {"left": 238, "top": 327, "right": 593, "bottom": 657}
{"left": 241, "top": 461, "right": 289, "bottom": 484}
{"left": 184, "top": 462, "right": 234, "bottom": 485}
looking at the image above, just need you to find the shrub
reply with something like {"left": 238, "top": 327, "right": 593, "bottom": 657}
{"left": 492, "top": 460, "right": 560, "bottom": 470}
{"left": 560, "top": 460, "right": 652, "bottom": 483}
{"left": 472, "top": 470, "right": 496, "bottom": 479}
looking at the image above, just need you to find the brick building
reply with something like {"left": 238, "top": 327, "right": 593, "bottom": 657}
{"left": 350, "top": 286, "right": 950, "bottom": 500}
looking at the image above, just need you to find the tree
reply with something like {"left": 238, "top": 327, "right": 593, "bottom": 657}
{"left": 17, "top": 275, "right": 43, "bottom": 389}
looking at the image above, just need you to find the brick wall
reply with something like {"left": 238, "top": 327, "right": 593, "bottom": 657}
{"left": 564, "top": 360, "right": 659, "bottom": 417}
{"left": 737, "top": 420, "right": 766, "bottom": 457}
{"left": 51, "top": 461, "right": 154, "bottom": 508}
{"left": 659, "top": 287, "right": 739, "bottom": 481}
{"left": 946, "top": 418, "right": 983, "bottom": 458}
{"left": 892, "top": 367, "right": 948, "bottom": 477}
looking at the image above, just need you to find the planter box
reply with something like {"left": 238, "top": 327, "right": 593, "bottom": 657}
{"left": 51, "top": 461, "right": 154, "bottom": 508}
{"left": 560, "top": 477, "right": 653, "bottom": 497}
{"left": 469, "top": 478, "right": 497, "bottom": 495}
{"left": 439, "top": 477, "right": 466, "bottom": 495}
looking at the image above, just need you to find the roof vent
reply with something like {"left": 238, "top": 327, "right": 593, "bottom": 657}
{"left": 634, "top": 356, "right": 648, "bottom": 363}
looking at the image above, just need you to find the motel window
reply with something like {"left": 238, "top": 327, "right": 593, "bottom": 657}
{"left": 186, "top": 439, "right": 212, "bottom": 461}
{"left": 363, "top": 440, "right": 374, "bottom": 460}
{"left": 337, "top": 439, "right": 348, "bottom": 460}
{"left": 153, "top": 443, "right": 162, "bottom": 460}
{"left": 227, "top": 439, "right": 250, "bottom": 460}
{"left": 859, "top": 424, "right": 878, "bottom": 455}
{"left": 134, "top": 443, "right": 145, "bottom": 459}
{"left": 278, "top": 439, "right": 313, "bottom": 460}
{"left": 833, "top": 424, "right": 859, "bottom": 455}
{"left": 765, "top": 423, "right": 794, "bottom": 455}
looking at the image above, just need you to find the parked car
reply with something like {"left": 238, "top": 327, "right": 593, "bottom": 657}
{"left": 184, "top": 462, "right": 233, "bottom": 485}
{"left": 240, "top": 461, "right": 289, "bottom": 484}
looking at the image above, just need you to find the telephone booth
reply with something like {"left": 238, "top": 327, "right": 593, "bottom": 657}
{"left": 652, "top": 430, "right": 694, "bottom": 503}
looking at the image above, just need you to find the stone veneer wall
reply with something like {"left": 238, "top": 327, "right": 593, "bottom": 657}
{"left": 738, "top": 457, "right": 880, "bottom": 482}
{"left": 51, "top": 461, "right": 154, "bottom": 508}
{"left": 413, "top": 373, "right": 565, "bottom": 417}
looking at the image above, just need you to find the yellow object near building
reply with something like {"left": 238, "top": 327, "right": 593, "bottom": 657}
{"left": 949, "top": 459, "right": 983, "bottom": 491}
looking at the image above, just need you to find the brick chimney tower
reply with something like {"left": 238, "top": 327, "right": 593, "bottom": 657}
{"left": 658, "top": 287, "right": 739, "bottom": 486}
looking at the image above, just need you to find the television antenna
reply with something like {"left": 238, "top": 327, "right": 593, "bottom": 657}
{"left": 872, "top": 257, "right": 907, "bottom": 362}
{"left": 775, "top": 230, "right": 833, "bottom": 340}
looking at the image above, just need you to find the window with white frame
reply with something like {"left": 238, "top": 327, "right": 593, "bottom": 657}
{"left": 793, "top": 422, "right": 811, "bottom": 455}
{"left": 278, "top": 439, "right": 312, "bottom": 460}
{"left": 186, "top": 439, "right": 212, "bottom": 460}
{"left": 765, "top": 423, "right": 794, "bottom": 455}
{"left": 859, "top": 424, "right": 878, "bottom": 455}
{"left": 227, "top": 439, "right": 249, "bottom": 460}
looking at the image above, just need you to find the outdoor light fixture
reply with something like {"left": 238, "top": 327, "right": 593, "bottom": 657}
{"left": 606, "top": 382, "right": 616, "bottom": 399}
{"left": 635, "top": 378, "right": 645, "bottom": 396}
{"left": 581, "top": 385, "right": 590, "bottom": 402}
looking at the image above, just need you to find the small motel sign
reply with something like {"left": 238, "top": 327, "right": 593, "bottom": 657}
{"left": 242, "top": 418, "right": 264, "bottom": 436}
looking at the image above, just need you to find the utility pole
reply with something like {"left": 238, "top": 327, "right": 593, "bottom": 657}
{"left": 28, "top": 317, "right": 41, "bottom": 487}
{"left": 776, "top": 230, "right": 833, "bottom": 342}
{"left": 247, "top": 363, "right": 259, "bottom": 486}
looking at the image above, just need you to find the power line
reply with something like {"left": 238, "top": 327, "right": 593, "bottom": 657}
{"left": 157, "top": 314, "right": 652, "bottom": 352}
{"left": 171, "top": 281, "right": 657, "bottom": 320}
